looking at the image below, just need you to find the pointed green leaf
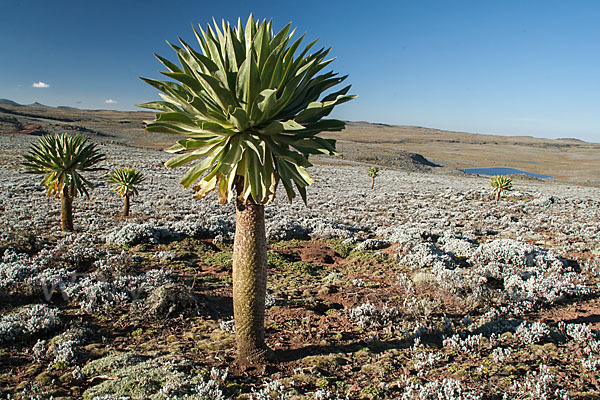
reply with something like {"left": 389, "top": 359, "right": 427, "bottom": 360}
{"left": 193, "top": 174, "right": 218, "bottom": 200}
{"left": 179, "top": 155, "right": 216, "bottom": 188}
{"left": 218, "top": 135, "right": 245, "bottom": 174}
{"left": 154, "top": 53, "right": 183, "bottom": 73}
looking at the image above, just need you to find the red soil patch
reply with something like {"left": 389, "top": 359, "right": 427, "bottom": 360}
{"left": 3, "top": 124, "right": 41, "bottom": 134}
{"left": 534, "top": 296, "right": 600, "bottom": 329}
{"left": 273, "top": 240, "right": 345, "bottom": 265}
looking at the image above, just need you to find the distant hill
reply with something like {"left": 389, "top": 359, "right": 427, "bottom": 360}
{"left": 0, "top": 102, "right": 598, "bottom": 185}
{"left": 0, "top": 99, "right": 21, "bottom": 106}
{"left": 556, "top": 137, "right": 585, "bottom": 143}
{"left": 0, "top": 99, "right": 75, "bottom": 109}
{"left": 325, "top": 121, "right": 600, "bottom": 185}
{"left": 28, "top": 102, "right": 50, "bottom": 108}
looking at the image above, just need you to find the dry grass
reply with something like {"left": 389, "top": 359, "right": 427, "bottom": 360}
{"left": 325, "top": 122, "right": 600, "bottom": 185}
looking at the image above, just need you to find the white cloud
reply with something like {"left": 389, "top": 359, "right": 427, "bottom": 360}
{"left": 105, "top": 99, "right": 117, "bottom": 104}
{"left": 512, "top": 117, "right": 541, "bottom": 122}
{"left": 32, "top": 81, "right": 50, "bottom": 88}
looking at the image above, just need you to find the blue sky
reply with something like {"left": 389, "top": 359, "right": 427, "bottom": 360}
{"left": 1, "top": 0, "right": 599, "bottom": 142}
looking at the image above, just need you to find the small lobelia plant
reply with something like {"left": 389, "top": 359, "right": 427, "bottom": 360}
{"left": 106, "top": 168, "right": 145, "bottom": 217}
{"left": 490, "top": 175, "right": 513, "bottom": 201}
{"left": 367, "top": 166, "right": 379, "bottom": 189}
{"left": 23, "top": 134, "right": 105, "bottom": 231}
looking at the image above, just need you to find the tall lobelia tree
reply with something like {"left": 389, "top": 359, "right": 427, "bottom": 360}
{"left": 23, "top": 134, "right": 105, "bottom": 231}
{"left": 138, "top": 15, "right": 355, "bottom": 364}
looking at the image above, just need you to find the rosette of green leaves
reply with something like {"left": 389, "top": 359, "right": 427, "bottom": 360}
{"left": 368, "top": 166, "right": 379, "bottom": 178}
{"left": 23, "top": 134, "right": 105, "bottom": 197}
{"left": 138, "top": 15, "right": 355, "bottom": 204}
{"left": 490, "top": 175, "right": 513, "bottom": 192}
{"left": 107, "top": 168, "right": 145, "bottom": 197}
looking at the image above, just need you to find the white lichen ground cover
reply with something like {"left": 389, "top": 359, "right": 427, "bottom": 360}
{"left": 1, "top": 133, "right": 599, "bottom": 399}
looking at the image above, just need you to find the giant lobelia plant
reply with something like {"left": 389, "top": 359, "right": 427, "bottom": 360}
{"left": 23, "top": 134, "right": 105, "bottom": 231}
{"left": 490, "top": 175, "right": 513, "bottom": 201}
{"left": 138, "top": 15, "right": 355, "bottom": 364}
{"left": 367, "top": 166, "right": 379, "bottom": 190}
{"left": 106, "top": 167, "right": 145, "bottom": 217}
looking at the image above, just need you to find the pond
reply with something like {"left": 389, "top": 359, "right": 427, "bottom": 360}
{"left": 460, "top": 167, "right": 552, "bottom": 179}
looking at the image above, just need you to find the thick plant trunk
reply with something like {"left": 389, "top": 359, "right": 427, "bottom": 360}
{"left": 60, "top": 189, "right": 73, "bottom": 232}
{"left": 371, "top": 177, "right": 375, "bottom": 190}
{"left": 232, "top": 195, "right": 268, "bottom": 365}
{"left": 123, "top": 194, "right": 130, "bottom": 217}
{"left": 495, "top": 189, "right": 500, "bottom": 201}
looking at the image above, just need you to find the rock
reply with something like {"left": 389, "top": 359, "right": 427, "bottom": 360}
{"left": 355, "top": 239, "right": 388, "bottom": 251}
{"left": 141, "top": 283, "right": 198, "bottom": 319}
